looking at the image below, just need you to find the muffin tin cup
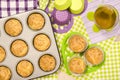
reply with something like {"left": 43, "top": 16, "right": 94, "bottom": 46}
{"left": 10, "top": 39, "right": 29, "bottom": 57}
{"left": 83, "top": 46, "right": 105, "bottom": 66}
{"left": 4, "top": 18, "right": 23, "bottom": 37}
{"left": 0, "top": 9, "right": 61, "bottom": 80}
{"left": 0, "top": 46, "right": 6, "bottom": 63}
{"left": 16, "top": 60, "right": 34, "bottom": 78}
{"left": 68, "top": 55, "right": 87, "bottom": 76}
{"left": 68, "top": 34, "right": 88, "bottom": 53}
{"left": 38, "top": 54, "right": 57, "bottom": 72}
{"left": 33, "top": 33, "right": 51, "bottom": 52}
{"left": 27, "top": 13, "right": 45, "bottom": 31}
{"left": 0, "top": 65, "right": 12, "bottom": 80}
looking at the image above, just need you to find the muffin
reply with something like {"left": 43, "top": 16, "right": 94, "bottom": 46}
{"left": 0, "top": 66, "right": 12, "bottom": 80}
{"left": 0, "top": 46, "right": 6, "bottom": 62}
{"left": 10, "top": 39, "right": 28, "bottom": 57}
{"left": 39, "top": 54, "right": 56, "bottom": 72}
{"left": 69, "top": 57, "right": 86, "bottom": 74}
{"left": 85, "top": 47, "right": 104, "bottom": 65}
{"left": 33, "top": 34, "right": 51, "bottom": 51}
{"left": 68, "top": 35, "right": 87, "bottom": 53}
{"left": 27, "top": 13, "right": 45, "bottom": 30}
{"left": 4, "top": 18, "right": 22, "bottom": 37}
{"left": 17, "top": 60, "right": 34, "bottom": 78}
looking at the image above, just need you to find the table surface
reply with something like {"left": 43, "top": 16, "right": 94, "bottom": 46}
{"left": 36, "top": 0, "right": 120, "bottom": 80}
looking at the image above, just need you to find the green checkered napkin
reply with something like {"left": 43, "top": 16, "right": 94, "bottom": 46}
{"left": 36, "top": 0, "right": 120, "bottom": 80}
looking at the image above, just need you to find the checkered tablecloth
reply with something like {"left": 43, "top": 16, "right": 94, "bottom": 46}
{"left": 36, "top": 0, "right": 120, "bottom": 80}
{"left": 0, "top": 0, "right": 38, "bottom": 18}
{"left": 0, "top": 0, "right": 120, "bottom": 80}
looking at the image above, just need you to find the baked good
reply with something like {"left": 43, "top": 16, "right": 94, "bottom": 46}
{"left": 4, "top": 18, "right": 22, "bottom": 36}
{"left": 39, "top": 54, "right": 56, "bottom": 72}
{"left": 68, "top": 35, "right": 87, "bottom": 53}
{"left": 85, "top": 47, "right": 104, "bottom": 65}
{"left": 0, "top": 46, "right": 6, "bottom": 62}
{"left": 27, "top": 13, "right": 45, "bottom": 30}
{"left": 69, "top": 57, "right": 86, "bottom": 74}
{"left": 0, "top": 66, "right": 11, "bottom": 80}
{"left": 17, "top": 60, "right": 34, "bottom": 78}
{"left": 11, "top": 39, "right": 28, "bottom": 57}
{"left": 33, "top": 34, "right": 51, "bottom": 51}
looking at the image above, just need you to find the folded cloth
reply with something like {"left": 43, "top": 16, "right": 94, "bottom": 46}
{"left": 0, "top": 0, "right": 38, "bottom": 18}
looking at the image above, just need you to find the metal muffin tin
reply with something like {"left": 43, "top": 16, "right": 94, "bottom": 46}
{"left": 0, "top": 9, "right": 61, "bottom": 80}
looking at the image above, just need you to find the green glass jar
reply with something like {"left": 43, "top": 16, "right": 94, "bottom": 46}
{"left": 94, "top": 5, "right": 119, "bottom": 30}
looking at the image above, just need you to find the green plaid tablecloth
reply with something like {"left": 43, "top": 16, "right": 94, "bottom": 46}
{"left": 36, "top": 0, "right": 120, "bottom": 80}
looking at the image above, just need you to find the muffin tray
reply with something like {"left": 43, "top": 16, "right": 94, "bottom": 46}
{"left": 0, "top": 9, "right": 60, "bottom": 80}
